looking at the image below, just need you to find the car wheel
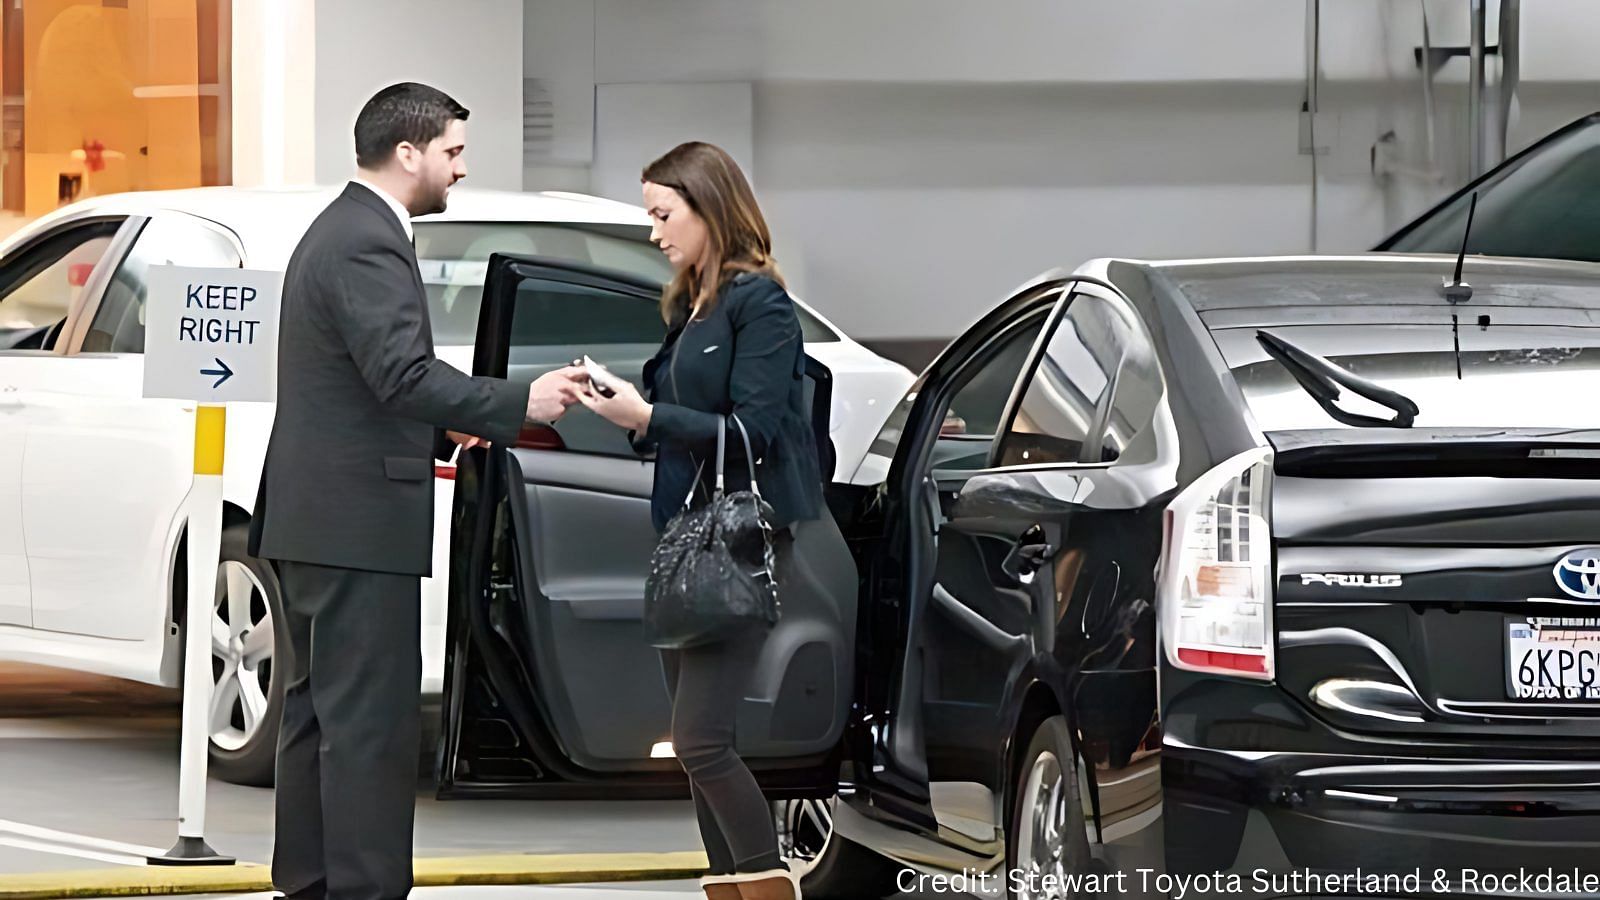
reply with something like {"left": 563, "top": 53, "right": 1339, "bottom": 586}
{"left": 1007, "top": 716, "right": 1092, "bottom": 899}
{"left": 201, "top": 524, "right": 288, "bottom": 787}
{"left": 777, "top": 796, "right": 904, "bottom": 899}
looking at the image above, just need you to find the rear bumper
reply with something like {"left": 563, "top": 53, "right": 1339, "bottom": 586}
{"left": 1162, "top": 684, "right": 1600, "bottom": 883}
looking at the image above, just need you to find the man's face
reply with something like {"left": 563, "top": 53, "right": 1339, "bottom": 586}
{"left": 406, "top": 119, "right": 467, "bottom": 216}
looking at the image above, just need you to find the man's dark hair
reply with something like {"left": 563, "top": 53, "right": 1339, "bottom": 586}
{"left": 354, "top": 82, "right": 469, "bottom": 169}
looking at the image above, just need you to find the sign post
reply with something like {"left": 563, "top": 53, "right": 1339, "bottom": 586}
{"left": 142, "top": 265, "right": 282, "bottom": 865}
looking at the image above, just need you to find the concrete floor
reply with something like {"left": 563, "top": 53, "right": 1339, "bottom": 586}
{"left": 0, "top": 663, "right": 941, "bottom": 898}
{"left": 0, "top": 663, "right": 699, "bottom": 871}
{"left": 118, "top": 886, "right": 700, "bottom": 898}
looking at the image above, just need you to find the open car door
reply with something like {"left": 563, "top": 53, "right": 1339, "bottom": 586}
{"left": 438, "top": 254, "right": 857, "bottom": 798}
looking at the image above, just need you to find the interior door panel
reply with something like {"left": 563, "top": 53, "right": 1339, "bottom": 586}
{"left": 503, "top": 448, "right": 859, "bottom": 769}
{"left": 503, "top": 449, "right": 661, "bottom": 770}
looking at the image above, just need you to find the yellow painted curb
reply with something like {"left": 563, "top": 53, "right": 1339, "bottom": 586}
{"left": 0, "top": 851, "right": 710, "bottom": 899}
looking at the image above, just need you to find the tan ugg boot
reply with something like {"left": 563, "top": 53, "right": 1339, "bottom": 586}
{"left": 700, "top": 881, "right": 742, "bottom": 900}
{"left": 707, "top": 868, "right": 800, "bottom": 900}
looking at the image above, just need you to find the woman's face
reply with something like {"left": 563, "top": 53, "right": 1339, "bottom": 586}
{"left": 643, "top": 181, "right": 709, "bottom": 274}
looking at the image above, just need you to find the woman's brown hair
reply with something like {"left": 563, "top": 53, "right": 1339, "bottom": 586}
{"left": 641, "top": 142, "right": 783, "bottom": 322}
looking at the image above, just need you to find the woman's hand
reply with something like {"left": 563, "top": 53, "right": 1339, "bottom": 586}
{"left": 577, "top": 379, "right": 653, "bottom": 433}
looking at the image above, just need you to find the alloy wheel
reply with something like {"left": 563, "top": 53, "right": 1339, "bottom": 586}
{"left": 1014, "top": 750, "right": 1075, "bottom": 899}
{"left": 777, "top": 796, "right": 835, "bottom": 874}
{"left": 208, "top": 560, "right": 275, "bottom": 752}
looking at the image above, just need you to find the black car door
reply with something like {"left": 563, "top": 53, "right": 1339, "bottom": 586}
{"left": 909, "top": 282, "right": 1171, "bottom": 851}
{"left": 855, "top": 277, "right": 1068, "bottom": 847}
{"left": 438, "top": 254, "right": 856, "bottom": 797}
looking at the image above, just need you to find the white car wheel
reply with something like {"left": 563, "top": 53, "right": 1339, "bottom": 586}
{"left": 199, "top": 525, "right": 288, "bottom": 786}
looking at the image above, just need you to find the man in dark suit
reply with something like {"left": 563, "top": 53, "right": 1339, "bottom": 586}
{"left": 248, "top": 82, "right": 585, "bottom": 900}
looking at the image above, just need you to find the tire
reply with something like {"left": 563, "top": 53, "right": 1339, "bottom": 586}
{"left": 777, "top": 797, "right": 904, "bottom": 899}
{"left": 195, "top": 524, "right": 288, "bottom": 787}
{"left": 1007, "top": 716, "right": 1093, "bottom": 899}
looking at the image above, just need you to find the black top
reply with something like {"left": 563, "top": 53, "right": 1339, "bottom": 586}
{"left": 634, "top": 272, "right": 823, "bottom": 533}
{"left": 249, "top": 183, "right": 530, "bottom": 576}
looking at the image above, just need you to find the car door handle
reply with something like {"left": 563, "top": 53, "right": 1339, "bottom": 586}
{"left": 1002, "top": 524, "right": 1054, "bottom": 585}
{"left": 931, "top": 583, "right": 1028, "bottom": 653}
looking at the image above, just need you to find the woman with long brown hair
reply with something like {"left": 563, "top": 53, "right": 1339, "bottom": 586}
{"left": 579, "top": 142, "right": 831, "bottom": 900}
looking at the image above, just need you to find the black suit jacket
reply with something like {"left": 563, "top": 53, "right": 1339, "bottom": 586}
{"left": 634, "top": 272, "right": 823, "bottom": 533}
{"left": 248, "top": 183, "right": 530, "bottom": 576}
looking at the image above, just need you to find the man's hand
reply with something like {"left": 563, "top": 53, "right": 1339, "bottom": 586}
{"left": 526, "top": 366, "right": 589, "bottom": 424}
{"left": 446, "top": 431, "right": 489, "bottom": 451}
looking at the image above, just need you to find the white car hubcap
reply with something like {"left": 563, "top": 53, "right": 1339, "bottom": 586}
{"left": 209, "top": 561, "right": 274, "bottom": 752}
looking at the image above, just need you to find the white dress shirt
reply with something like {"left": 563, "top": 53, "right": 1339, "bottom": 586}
{"left": 349, "top": 176, "right": 414, "bottom": 241}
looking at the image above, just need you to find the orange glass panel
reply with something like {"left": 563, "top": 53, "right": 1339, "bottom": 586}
{"left": 3, "top": 1, "right": 229, "bottom": 219}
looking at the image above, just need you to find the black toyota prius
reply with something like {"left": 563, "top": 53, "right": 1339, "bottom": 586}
{"left": 438, "top": 250, "right": 1600, "bottom": 897}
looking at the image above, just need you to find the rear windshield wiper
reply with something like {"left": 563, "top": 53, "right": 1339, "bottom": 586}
{"left": 1256, "top": 330, "right": 1420, "bottom": 428}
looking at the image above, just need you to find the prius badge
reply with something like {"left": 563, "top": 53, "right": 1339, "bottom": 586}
{"left": 1300, "top": 573, "right": 1402, "bottom": 588}
{"left": 1554, "top": 549, "right": 1600, "bottom": 600}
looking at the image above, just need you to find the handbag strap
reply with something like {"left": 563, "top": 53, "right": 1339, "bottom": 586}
{"left": 713, "top": 413, "right": 728, "bottom": 493}
{"left": 727, "top": 414, "right": 762, "bottom": 499}
{"left": 681, "top": 413, "right": 760, "bottom": 508}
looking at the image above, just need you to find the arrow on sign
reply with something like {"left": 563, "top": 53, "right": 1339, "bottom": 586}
{"left": 200, "top": 358, "right": 234, "bottom": 389}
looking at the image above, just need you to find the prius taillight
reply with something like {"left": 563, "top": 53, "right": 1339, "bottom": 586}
{"left": 1159, "top": 447, "right": 1275, "bottom": 680}
{"left": 516, "top": 425, "right": 565, "bottom": 451}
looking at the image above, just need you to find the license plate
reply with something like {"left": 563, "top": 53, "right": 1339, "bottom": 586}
{"left": 1506, "top": 617, "right": 1600, "bottom": 700}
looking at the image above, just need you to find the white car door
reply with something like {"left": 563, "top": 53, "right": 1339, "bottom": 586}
{"left": 17, "top": 213, "right": 241, "bottom": 640}
{"left": 0, "top": 395, "right": 26, "bottom": 627}
{"left": 0, "top": 216, "right": 127, "bottom": 627}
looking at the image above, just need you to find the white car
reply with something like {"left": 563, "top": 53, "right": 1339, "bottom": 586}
{"left": 0, "top": 186, "right": 913, "bottom": 785}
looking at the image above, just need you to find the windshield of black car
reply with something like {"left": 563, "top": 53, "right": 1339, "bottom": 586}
{"left": 1383, "top": 121, "right": 1600, "bottom": 262}
{"left": 1213, "top": 323, "right": 1600, "bottom": 430}
{"left": 413, "top": 221, "right": 837, "bottom": 346}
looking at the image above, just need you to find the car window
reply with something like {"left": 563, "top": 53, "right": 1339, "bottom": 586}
{"left": 1383, "top": 120, "right": 1600, "bottom": 262}
{"left": 83, "top": 216, "right": 241, "bottom": 354}
{"left": 856, "top": 307, "right": 1052, "bottom": 484}
{"left": 506, "top": 276, "right": 665, "bottom": 457}
{"left": 1099, "top": 328, "right": 1163, "bottom": 462}
{"left": 996, "top": 292, "right": 1128, "bottom": 467}
{"left": 945, "top": 314, "right": 1049, "bottom": 440}
{"left": 415, "top": 221, "right": 838, "bottom": 347}
{"left": 0, "top": 221, "right": 121, "bottom": 350}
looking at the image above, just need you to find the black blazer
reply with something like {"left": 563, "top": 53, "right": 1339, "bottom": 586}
{"left": 249, "top": 183, "right": 530, "bottom": 576}
{"left": 635, "top": 272, "right": 823, "bottom": 533}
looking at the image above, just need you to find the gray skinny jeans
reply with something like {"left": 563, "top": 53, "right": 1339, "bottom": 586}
{"left": 657, "top": 530, "right": 795, "bottom": 876}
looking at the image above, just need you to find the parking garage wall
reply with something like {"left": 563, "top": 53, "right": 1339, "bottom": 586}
{"left": 527, "top": 0, "right": 1600, "bottom": 355}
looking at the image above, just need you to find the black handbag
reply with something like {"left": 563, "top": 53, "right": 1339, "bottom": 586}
{"left": 644, "top": 414, "right": 780, "bottom": 649}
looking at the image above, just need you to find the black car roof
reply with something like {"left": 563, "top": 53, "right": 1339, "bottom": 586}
{"left": 1131, "top": 254, "right": 1600, "bottom": 331}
